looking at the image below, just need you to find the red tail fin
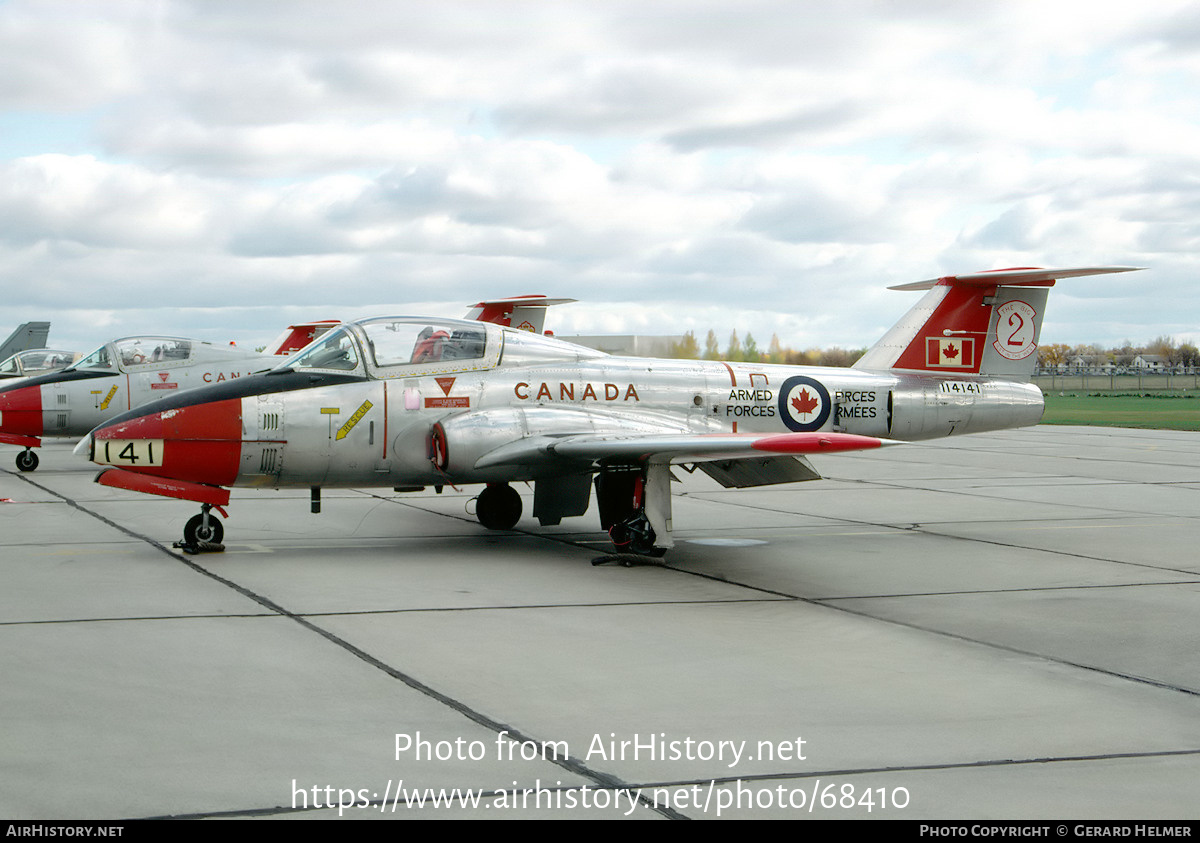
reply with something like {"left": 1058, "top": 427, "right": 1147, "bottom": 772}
{"left": 464, "top": 295, "right": 576, "bottom": 334}
{"left": 854, "top": 266, "right": 1140, "bottom": 380}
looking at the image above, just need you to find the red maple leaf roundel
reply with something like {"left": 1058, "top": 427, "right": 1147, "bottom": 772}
{"left": 943, "top": 343, "right": 959, "bottom": 360}
{"left": 792, "top": 388, "right": 820, "bottom": 417}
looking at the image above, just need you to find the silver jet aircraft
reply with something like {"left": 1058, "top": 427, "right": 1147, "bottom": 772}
{"left": 0, "top": 349, "right": 82, "bottom": 381}
{"left": 2, "top": 300, "right": 564, "bottom": 472}
{"left": 76, "top": 266, "right": 1137, "bottom": 555}
{"left": 0, "top": 321, "right": 343, "bottom": 471}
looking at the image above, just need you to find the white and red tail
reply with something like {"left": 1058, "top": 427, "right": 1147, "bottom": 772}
{"left": 854, "top": 266, "right": 1140, "bottom": 380}
{"left": 464, "top": 295, "right": 576, "bottom": 334}
{"left": 262, "top": 321, "right": 343, "bottom": 356}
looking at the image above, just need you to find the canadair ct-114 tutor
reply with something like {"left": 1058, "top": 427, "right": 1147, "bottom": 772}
{"left": 0, "top": 349, "right": 82, "bottom": 381}
{"left": 0, "top": 321, "right": 348, "bottom": 471}
{"left": 0, "top": 296, "right": 568, "bottom": 472}
{"left": 75, "top": 267, "right": 1138, "bottom": 556}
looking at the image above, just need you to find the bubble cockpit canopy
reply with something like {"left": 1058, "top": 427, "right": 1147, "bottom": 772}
{"left": 279, "top": 317, "right": 494, "bottom": 377}
{"left": 0, "top": 349, "right": 80, "bottom": 378}
{"left": 68, "top": 338, "right": 195, "bottom": 373}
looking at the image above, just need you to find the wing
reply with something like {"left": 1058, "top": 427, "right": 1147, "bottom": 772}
{"left": 473, "top": 427, "right": 895, "bottom": 488}
{"left": 475, "top": 429, "right": 892, "bottom": 467}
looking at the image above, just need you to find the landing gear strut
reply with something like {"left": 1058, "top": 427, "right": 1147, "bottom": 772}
{"left": 475, "top": 483, "right": 522, "bottom": 530}
{"left": 15, "top": 448, "right": 38, "bottom": 472}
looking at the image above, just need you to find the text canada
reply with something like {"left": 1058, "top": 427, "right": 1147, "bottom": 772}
{"left": 514, "top": 382, "right": 641, "bottom": 402}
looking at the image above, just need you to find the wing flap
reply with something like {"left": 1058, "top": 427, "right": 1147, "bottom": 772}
{"left": 697, "top": 455, "right": 822, "bottom": 488}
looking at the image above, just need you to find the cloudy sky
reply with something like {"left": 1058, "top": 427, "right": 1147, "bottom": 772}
{"left": 2, "top": 0, "right": 1198, "bottom": 355}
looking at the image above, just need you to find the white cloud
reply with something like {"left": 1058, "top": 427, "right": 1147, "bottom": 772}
{"left": 0, "top": 0, "right": 1195, "bottom": 354}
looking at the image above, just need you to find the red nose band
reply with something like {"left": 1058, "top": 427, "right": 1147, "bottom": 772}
{"left": 91, "top": 398, "right": 243, "bottom": 487}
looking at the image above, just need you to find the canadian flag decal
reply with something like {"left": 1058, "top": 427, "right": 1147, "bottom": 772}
{"left": 926, "top": 338, "right": 975, "bottom": 368}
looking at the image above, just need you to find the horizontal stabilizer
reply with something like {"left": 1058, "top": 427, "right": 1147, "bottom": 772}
{"left": 262, "top": 321, "right": 342, "bottom": 356}
{"left": 888, "top": 265, "right": 1142, "bottom": 291}
{"left": 857, "top": 265, "right": 1144, "bottom": 379}
{"left": 464, "top": 295, "right": 577, "bottom": 334}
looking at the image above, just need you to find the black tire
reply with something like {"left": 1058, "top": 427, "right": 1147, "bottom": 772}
{"left": 15, "top": 450, "right": 38, "bottom": 472}
{"left": 184, "top": 513, "right": 224, "bottom": 545}
{"left": 476, "top": 484, "right": 522, "bottom": 530}
{"left": 609, "top": 515, "right": 657, "bottom": 556}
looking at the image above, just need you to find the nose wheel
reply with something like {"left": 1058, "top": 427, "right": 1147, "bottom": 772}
{"left": 15, "top": 448, "right": 38, "bottom": 472}
{"left": 475, "top": 483, "right": 522, "bottom": 530}
{"left": 180, "top": 503, "right": 225, "bottom": 551}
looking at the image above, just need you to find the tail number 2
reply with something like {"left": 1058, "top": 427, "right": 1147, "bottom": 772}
{"left": 993, "top": 300, "right": 1038, "bottom": 360}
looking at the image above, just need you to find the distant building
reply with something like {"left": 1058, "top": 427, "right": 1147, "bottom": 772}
{"left": 1066, "top": 355, "right": 1115, "bottom": 373}
{"left": 561, "top": 334, "right": 684, "bottom": 357}
{"left": 1132, "top": 354, "right": 1167, "bottom": 370}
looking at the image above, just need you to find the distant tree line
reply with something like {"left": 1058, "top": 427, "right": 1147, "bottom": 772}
{"left": 667, "top": 330, "right": 866, "bottom": 367}
{"left": 1036, "top": 336, "right": 1200, "bottom": 369}
{"left": 663, "top": 330, "right": 1200, "bottom": 370}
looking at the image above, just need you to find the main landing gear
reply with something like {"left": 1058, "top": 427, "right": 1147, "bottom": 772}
{"left": 475, "top": 482, "right": 522, "bottom": 530}
{"left": 15, "top": 448, "right": 38, "bottom": 472}
{"left": 594, "top": 468, "right": 667, "bottom": 558}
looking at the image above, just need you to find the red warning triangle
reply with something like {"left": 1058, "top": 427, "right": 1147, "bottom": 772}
{"left": 435, "top": 377, "right": 456, "bottom": 396}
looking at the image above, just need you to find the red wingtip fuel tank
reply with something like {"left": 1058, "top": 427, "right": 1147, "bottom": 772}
{"left": 0, "top": 381, "right": 43, "bottom": 445}
{"left": 89, "top": 398, "right": 243, "bottom": 488}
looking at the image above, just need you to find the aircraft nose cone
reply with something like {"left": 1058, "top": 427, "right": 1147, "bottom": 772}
{"left": 91, "top": 398, "right": 243, "bottom": 487}
{"left": 0, "top": 383, "right": 43, "bottom": 440}
{"left": 73, "top": 433, "right": 92, "bottom": 458}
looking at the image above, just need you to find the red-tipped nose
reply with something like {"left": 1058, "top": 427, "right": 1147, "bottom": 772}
{"left": 0, "top": 383, "right": 43, "bottom": 446}
{"left": 91, "top": 398, "right": 243, "bottom": 487}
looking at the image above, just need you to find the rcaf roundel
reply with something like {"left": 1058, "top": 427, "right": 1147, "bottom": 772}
{"left": 778, "top": 375, "right": 831, "bottom": 432}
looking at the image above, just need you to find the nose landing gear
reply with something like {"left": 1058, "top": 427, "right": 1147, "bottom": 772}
{"left": 177, "top": 503, "right": 226, "bottom": 553}
{"left": 15, "top": 448, "right": 38, "bottom": 472}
